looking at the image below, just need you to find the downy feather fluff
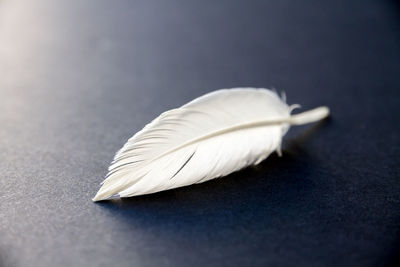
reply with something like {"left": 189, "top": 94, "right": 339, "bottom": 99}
{"left": 93, "top": 88, "right": 329, "bottom": 201}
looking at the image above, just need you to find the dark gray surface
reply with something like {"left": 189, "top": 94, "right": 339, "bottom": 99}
{"left": 1, "top": 0, "right": 399, "bottom": 266}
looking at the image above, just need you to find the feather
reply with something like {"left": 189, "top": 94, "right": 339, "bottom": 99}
{"left": 93, "top": 88, "right": 329, "bottom": 201}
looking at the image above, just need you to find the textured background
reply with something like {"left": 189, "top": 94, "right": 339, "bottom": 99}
{"left": 0, "top": 0, "right": 399, "bottom": 266}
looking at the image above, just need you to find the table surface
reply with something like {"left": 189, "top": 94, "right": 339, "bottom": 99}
{"left": 1, "top": 0, "right": 399, "bottom": 266}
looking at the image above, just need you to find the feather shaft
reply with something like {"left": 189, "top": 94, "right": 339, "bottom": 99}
{"left": 140, "top": 106, "right": 329, "bottom": 164}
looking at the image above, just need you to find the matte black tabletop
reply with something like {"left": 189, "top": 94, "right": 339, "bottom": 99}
{"left": 0, "top": 1, "right": 399, "bottom": 266}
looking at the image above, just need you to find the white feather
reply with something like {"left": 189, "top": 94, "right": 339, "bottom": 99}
{"left": 93, "top": 88, "right": 329, "bottom": 201}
